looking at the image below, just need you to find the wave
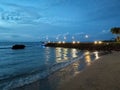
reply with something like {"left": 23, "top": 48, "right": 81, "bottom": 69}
{"left": 0, "top": 46, "right": 12, "bottom": 49}
{"left": 0, "top": 54, "right": 85, "bottom": 90}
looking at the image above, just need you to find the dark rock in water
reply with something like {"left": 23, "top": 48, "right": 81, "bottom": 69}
{"left": 12, "top": 45, "right": 25, "bottom": 49}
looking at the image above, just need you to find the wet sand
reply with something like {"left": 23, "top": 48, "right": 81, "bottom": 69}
{"left": 57, "top": 51, "right": 120, "bottom": 90}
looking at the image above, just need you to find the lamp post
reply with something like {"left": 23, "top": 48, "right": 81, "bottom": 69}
{"left": 85, "top": 34, "right": 89, "bottom": 42}
{"left": 63, "top": 36, "right": 66, "bottom": 43}
{"left": 56, "top": 37, "right": 59, "bottom": 43}
{"left": 46, "top": 36, "right": 49, "bottom": 43}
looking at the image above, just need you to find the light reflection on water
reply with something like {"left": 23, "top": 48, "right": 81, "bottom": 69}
{"left": 55, "top": 48, "right": 78, "bottom": 63}
{"left": 63, "top": 48, "right": 68, "bottom": 60}
{"left": 56, "top": 48, "right": 62, "bottom": 62}
{"left": 71, "top": 49, "right": 78, "bottom": 58}
{"left": 94, "top": 51, "right": 100, "bottom": 60}
{"left": 84, "top": 51, "right": 91, "bottom": 66}
{"left": 84, "top": 51, "right": 100, "bottom": 66}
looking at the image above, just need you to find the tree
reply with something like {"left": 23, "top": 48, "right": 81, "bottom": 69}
{"left": 111, "top": 27, "right": 120, "bottom": 42}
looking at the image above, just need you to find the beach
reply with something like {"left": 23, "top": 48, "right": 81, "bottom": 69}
{"left": 12, "top": 51, "right": 120, "bottom": 90}
{"left": 57, "top": 51, "right": 120, "bottom": 90}
{"left": 0, "top": 0, "right": 120, "bottom": 89}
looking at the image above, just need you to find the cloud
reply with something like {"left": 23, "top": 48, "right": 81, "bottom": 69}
{"left": 0, "top": 0, "right": 119, "bottom": 41}
{"left": 0, "top": 2, "right": 42, "bottom": 25}
{"left": 0, "top": 0, "right": 84, "bottom": 26}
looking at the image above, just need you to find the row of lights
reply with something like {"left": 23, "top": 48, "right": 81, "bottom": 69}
{"left": 47, "top": 40, "right": 103, "bottom": 44}
{"left": 57, "top": 41, "right": 80, "bottom": 44}
{"left": 94, "top": 41, "right": 103, "bottom": 44}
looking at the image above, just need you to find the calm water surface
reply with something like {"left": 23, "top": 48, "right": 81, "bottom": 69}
{"left": 0, "top": 42, "right": 99, "bottom": 90}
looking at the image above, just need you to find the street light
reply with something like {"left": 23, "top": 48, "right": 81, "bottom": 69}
{"left": 94, "top": 41, "right": 103, "bottom": 44}
{"left": 58, "top": 41, "right": 62, "bottom": 44}
{"left": 72, "top": 41, "right": 76, "bottom": 44}
{"left": 94, "top": 41, "right": 97, "bottom": 44}
{"left": 98, "top": 41, "right": 102, "bottom": 44}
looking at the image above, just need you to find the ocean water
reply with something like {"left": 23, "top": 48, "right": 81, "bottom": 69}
{"left": 0, "top": 42, "right": 99, "bottom": 90}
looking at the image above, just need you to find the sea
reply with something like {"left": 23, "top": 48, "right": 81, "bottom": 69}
{"left": 0, "top": 42, "right": 100, "bottom": 90}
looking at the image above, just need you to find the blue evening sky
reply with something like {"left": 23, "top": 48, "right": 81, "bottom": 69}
{"left": 0, "top": 0, "right": 120, "bottom": 42}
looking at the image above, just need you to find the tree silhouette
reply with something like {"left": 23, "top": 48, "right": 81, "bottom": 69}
{"left": 111, "top": 27, "right": 120, "bottom": 42}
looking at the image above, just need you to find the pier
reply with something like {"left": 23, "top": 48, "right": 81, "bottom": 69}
{"left": 45, "top": 42, "right": 120, "bottom": 51}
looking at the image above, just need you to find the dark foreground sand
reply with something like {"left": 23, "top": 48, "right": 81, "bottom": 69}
{"left": 57, "top": 51, "right": 120, "bottom": 90}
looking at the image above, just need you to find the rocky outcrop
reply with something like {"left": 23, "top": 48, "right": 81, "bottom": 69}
{"left": 12, "top": 45, "right": 25, "bottom": 49}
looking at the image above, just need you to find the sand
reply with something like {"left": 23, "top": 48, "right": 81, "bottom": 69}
{"left": 57, "top": 51, "right": 120, "bottom": 90}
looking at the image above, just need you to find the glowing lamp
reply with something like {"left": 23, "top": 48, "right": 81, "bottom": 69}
{"left": 98, "top": 41, "right": 102, "bottom": 44}
{"left": 94, "top": 41, "right": 97, "bottom": 44}
{"left": 58, "top": 41, "right": 62, "bottom": 44}
{"left": 72, "top": 41, "right": 76, "bottom": 44}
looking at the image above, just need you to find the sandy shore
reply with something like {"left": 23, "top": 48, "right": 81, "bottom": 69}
{"left": 13, "top": 51, "right": 120, "bottom": 90}
{"left": 57, "top": 51, "right": 120, "bottom": 90}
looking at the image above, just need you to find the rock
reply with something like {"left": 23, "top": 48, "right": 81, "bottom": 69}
{"left": 12, "top": 45, "right": 25, "bottom": 49}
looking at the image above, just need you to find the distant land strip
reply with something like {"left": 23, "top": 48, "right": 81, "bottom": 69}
{"left": 45, "top": 42, "right": 120, "bottom": 51}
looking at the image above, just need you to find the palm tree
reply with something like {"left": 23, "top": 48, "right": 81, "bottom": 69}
{"left": 111, "top": 27, "right": 120, "bottom": 42}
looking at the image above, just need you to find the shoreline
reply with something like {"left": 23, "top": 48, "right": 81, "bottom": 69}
{"left": 12, "top": 51, "right": 110, "bottom": 90}
{"left": 57, "top": 51, "right": 120, "bottom": 90}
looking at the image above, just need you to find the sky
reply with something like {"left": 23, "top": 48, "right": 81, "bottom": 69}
{"left": 0, "top": 0, "right": 120, "bottom": 42}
